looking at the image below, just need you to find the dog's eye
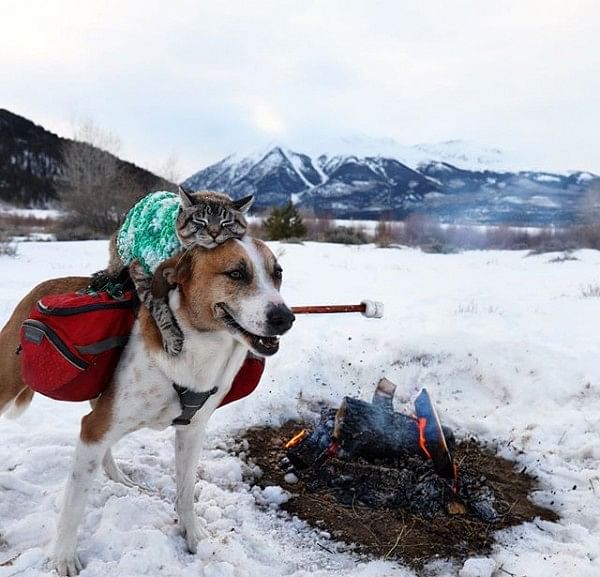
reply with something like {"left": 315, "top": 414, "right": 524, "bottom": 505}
{"left": 273, "top": 266, "right": 283, "bottom": 280}
{"left": 227, "top": 270, "right": 244, "bottom": 281}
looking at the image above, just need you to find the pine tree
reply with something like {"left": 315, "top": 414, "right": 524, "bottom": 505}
{"left": 264, "top": 201, "right": 307, "bottom": 240}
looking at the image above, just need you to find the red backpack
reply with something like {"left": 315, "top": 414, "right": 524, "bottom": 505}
{"left": 20, "top": 290, "right": 137, "bottom": 401}
{"left": 19, "top": 289, "right": 264, "bottom": 405}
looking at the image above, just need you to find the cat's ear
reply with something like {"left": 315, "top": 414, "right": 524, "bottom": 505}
{"left": 232, "top": 195, "right": 254, "bottom": 214}
{"left": 178, "top": 185, "right": 195, "bottom": 208}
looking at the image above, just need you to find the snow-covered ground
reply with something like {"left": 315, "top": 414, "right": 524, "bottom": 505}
{"left": 1, "top": 241, "right": 600, "bottom": 577}
{"left": 0, "top": 206, "right": 62, "bottom": 220}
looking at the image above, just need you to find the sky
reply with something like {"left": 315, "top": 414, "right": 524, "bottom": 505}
{"left": 1, "top": 0, "right": 599, "bottom": 178}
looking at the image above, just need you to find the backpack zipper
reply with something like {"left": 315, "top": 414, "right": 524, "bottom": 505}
{"left": 36, "top": 299, "right": 134, "bottom": 316}
{"left": 22, "top": 319, "right": 89, "bottom": 370}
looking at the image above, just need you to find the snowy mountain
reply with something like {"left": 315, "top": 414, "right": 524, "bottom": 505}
{"left": 184, "top": 147, "right": 322, "bottom": 208}
{"left": 302, "top": 155, "right": 437, "bottom": 218}
{"left": 309, "top": 136, "right": 513, "bottom": 172}
{"left": 184, "top": 146, "right": 599, "bottom": 225}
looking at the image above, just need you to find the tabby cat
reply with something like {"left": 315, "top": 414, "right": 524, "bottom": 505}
{"left": 105, "top": 186, "right": 254, "bottom": 356}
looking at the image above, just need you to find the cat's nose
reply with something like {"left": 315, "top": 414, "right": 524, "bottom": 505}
{"left": 208, "top": 227, "right": 220, "bottom": 239}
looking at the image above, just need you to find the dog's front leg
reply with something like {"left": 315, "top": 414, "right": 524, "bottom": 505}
{"left": 50, "top": 438, "right": 108, "bottom": 576}
{"left": 175, "top": 421, "right": 209, "bottom": 553}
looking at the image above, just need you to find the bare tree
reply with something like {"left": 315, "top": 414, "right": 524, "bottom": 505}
{"left": 578, "top": 179, "right": 600, "bottom": 225}
{"left": 58, "top": 120, "right": 152, "bottom": 236}
{"left": 155, "top": 153, "right": 181, "bottom": 184}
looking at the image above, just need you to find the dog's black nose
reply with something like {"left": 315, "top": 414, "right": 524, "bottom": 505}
{"left": 266, "top": 304, "right": 295, "bottom": 334}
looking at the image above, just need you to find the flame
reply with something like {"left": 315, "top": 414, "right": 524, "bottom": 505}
{"left": 285, "top": 429, "right": 308, "bottom": 449}
{"left": 417, "top": 417, "right": 432, "bottom": 460}
{"left": 327, "top": 439, "right": 340, "bottom": 456}
{"left": 416, "top": 415, "right": 460, "bottom": 493}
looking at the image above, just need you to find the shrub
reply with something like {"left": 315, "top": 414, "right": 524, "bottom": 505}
{"left": 247, "top": 219, "right": 267, "bottom": 240}
{"left": 53, "top": 218, "right": 109, "bottom": 241}
{"left": 547, "top": 253, "right": 579, "bottom": 263}
{"left": 374, "top": 220, "right": 398, "bottom": 247}
{"left": 581, "top": 283, "right": 600, "bottom": 298}
{"left": 0, "top": 233, "right": 17, "bottom": 256}
{"left": 322, "top": 226, "right": 368, "bottom": 245}
{"left": 0, "top": 213, "right": 57, "bottom": 238}
{"left": 264, "top": 201, "right": 307, "bottom": 240}
{"left": 302, "top": 213, "right": 334, "bottom": 240}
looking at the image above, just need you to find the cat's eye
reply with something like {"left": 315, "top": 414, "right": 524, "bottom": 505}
{"left": 193, "top": 218, "right": 208, "bottom": 228}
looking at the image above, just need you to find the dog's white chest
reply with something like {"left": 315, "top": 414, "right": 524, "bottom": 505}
{"left": 113, "top": 325, "right": 248, "bottom": 431}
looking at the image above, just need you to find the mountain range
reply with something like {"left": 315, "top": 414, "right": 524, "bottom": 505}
{"left": 184, "top": 146, "right": 598, "bottom": 225}
{"left": 1, "top": 109, "right": 597, "bottom": 226}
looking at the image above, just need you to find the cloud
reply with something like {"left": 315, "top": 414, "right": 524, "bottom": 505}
{"left": 251, "top": 103, "right": 286, "bottom": 137}
{"left": 1, "top": 0, "right": 599, "bottom": 175}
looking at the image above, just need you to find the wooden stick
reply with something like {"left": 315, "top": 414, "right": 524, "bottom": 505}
{"left": 291, "top": 300, "right": 384, "bottom": 318}
{"left": 292, "top": 304, "right": 365, "bottom": 314}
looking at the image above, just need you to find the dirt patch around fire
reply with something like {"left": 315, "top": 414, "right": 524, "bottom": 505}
{"left": 242, "top": 421, "right": 558, "bottom": 570}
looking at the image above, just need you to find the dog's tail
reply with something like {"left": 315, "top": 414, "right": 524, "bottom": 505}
{"left": 1, "top": 387, "right": 34, "bottom": 419}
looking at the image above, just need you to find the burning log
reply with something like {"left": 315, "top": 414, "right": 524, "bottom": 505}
{"left": 371, "top": 377, "right": 396, "bottom": 412}
{"left": 287, "top": 382, "right": 454, "bottom": 469}
{"left": 333, "top": 391, "right": 455, "bottom": 463}
{"left": 414, "top": 389, "right": 456, "bottom": 482}
{"left": 342, "top": 396, "right": 455, "bottom": 460}
{"left": 283, "top": 379, "right": 500, "bottom": 523}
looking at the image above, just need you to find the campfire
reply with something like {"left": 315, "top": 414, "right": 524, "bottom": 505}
{"left": 281, "top": 379, "right": 497, "bottom": 522}
{"left": 241, "top": 378, "right": 557, "bottom": 566}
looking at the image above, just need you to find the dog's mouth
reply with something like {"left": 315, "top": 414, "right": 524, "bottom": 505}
{"left": 215, "top": 304, "right": 280, "bottom": 356}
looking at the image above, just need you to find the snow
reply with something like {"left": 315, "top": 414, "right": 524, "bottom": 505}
{"left": 278, "top": 148, "right": 317, "bottom": 189}
{"left": 0, "top": 206, "right": 62, "bottom": 220}
{"left": 458, "top": 557, "right": 497, "bottom": 577}
{"left": 534, "top": 174, "right": 561, "bottom": 183}
{"left": 529, "top": 195, "right": 560, "bottom": 209}
{"left": 2, "top": 241, "right": 600, "bottom": 576}
{"left": 577, "top": 172, "right": 596, "bottom": 182}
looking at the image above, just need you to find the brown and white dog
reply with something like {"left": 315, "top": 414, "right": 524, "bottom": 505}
{"left": 0, "top": 237, "right": 294, "bottom": 576}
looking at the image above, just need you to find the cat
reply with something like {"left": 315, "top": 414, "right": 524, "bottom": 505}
{"left": 103, "top": 186, "right": 254, "bottom": 356}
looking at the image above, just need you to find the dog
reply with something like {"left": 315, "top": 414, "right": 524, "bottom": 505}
{"left": 0, "top": 237, "right": 295, "bottom": 576}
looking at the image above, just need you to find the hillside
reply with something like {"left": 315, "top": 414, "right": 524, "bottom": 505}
{"left": 0, "top": 109, "right": 171, "bottom": 207}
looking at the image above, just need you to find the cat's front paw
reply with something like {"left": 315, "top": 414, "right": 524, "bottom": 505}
{"left": 129, "top": 261, "right": 152, "bottom": 303}
{"left": 163, "top": 330, "right": 184, "bottom": 356}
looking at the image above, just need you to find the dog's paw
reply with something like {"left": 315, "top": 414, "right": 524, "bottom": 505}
{"left": 49, "top": 553, "right": 83, "bottom": 576}
{"left": 184, "top": 521, "right": 209, "bottom": 554}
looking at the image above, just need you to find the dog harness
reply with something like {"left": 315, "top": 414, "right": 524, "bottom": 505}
{"left": 172, "top": 384, "right": 219, "bottom": 426}
{"left": 170, "top": 354, "right": 266, "bottom": 425}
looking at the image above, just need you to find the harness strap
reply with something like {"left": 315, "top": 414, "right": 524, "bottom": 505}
{"left": 172, "top": 384, "right": 218, "bottom": 426}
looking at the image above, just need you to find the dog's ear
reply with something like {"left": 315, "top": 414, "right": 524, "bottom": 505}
{"left": 151, "top": 254, "right": 188, "bottom": 297}
{"left": 178, "top": 185, "right": 195, "bottom": 208}
{"left": 232, "top": 194, "right": 254, "bottom": 214}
